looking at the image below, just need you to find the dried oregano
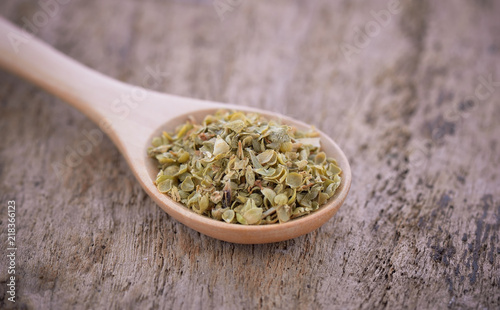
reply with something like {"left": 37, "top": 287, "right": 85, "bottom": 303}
{"left": 148, "top": 110, "right": 342, "bottom": 225}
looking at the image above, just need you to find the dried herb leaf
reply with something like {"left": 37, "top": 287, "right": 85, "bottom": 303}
{"left": 213, "top": 136, "right": 230, "bottom": 155}
{"left": 222, "top": 209, "right": 235, "bottom": 223}
{"left": 286, "top": 172, "right": 303, "bottom": 188}
{"left": 148, "top": 110, "right": 342, "bottom": 225}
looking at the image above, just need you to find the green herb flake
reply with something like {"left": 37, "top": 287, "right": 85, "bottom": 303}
{"left": 148, "top": 110, "right": 342, "bottom": 225}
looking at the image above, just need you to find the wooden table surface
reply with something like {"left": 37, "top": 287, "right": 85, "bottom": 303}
{"left": 0, "top": 0, "right": 499, "bottom": 309}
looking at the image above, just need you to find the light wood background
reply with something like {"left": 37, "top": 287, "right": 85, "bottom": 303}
{"left": 0, "top": 0, "right": 499, "bottom": 309}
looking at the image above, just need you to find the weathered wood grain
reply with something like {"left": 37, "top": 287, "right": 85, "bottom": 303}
{"left": 0, "top": 0, "right": 499, "bottom": 309}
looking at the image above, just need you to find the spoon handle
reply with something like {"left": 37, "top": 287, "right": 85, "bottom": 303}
{"left": 0, "top": 17, "right": 130, "bottom": 126}
{"left": 0, "top": 16, "right": 222, "bottom": 166}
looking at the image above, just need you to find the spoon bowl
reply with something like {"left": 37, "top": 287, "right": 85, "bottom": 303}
{"left": 143, "top": 107, "right": 351, "bottom": 243}
{"left": 0, "top": 17, "right": 351, "bottom": 243}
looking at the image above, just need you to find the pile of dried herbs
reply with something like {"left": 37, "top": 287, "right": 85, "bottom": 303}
{"left": 148, "top": 110, "right": 342, "bottom": 225}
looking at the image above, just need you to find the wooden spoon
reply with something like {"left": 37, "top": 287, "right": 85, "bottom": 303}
{"left": 0, "top": 17, "right": 351, "bottom": 244}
